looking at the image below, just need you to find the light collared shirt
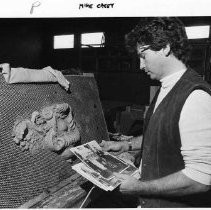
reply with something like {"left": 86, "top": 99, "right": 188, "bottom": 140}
{"left": 153, "top": 69, "right": 211, "bottom": 185}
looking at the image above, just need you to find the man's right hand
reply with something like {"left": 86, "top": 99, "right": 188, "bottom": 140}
{"left": 99, "top": 140, "right": 129, "bottom": 155}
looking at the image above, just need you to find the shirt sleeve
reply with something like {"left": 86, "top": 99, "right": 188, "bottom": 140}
{"left": 179, "top": 89, "right": 211, "bottom": 185}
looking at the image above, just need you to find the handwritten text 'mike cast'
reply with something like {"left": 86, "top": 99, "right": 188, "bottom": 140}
{"left": 79, "top": 3, "right": 114, "bottom": 9}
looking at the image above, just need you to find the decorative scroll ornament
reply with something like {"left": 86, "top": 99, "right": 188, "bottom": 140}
{"left": 12, "top": 103, "right": 80, "bottom": 160}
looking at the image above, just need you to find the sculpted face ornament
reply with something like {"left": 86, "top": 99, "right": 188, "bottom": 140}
{"left": 12, "top": 103, "right": 80, "bottom": 161}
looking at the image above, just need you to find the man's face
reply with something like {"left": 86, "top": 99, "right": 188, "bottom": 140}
{"left": 137, "top": 44, "right": 166, "bottom": 81}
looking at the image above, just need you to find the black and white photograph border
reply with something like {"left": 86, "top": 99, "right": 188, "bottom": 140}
{"left": 0, "top": 0, "right": 211, "bottom": 208}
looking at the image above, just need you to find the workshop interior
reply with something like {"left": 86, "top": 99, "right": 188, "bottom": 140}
{"left": 0, "top": 17, "right": 211, "bottom": 208}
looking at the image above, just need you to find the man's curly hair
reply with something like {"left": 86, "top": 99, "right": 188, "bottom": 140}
{"left": 125, "top": 17, "right": 191, "bottom": 64}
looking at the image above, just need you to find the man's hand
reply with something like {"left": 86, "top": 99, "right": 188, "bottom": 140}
{"left": 99, "top": 140, "right": 129, "bottom": 155}
{"left": 114, "top": 171, "right": 211, "bottom": 197}
{"left": 113, "top": 173, "right": 141, "bottom": 195}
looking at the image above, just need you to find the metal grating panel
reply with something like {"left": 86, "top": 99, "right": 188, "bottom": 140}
{"left": 0, "top": 73, "right": 108, "bottom": 207}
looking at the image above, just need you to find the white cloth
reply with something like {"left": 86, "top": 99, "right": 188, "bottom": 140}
{"left": 0, "top": 63, "right": 70, "bottom": 91}
{"left": 153, "top": 69, "right": 211, "bottom": 185}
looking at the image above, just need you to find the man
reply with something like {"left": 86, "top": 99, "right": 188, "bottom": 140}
{"left": 100, "top": 17, "right": 211, "bottom": 207}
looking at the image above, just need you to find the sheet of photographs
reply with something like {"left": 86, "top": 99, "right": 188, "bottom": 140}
{"left": 72, "top": 162, "right": 121, "bottom": 191}
{"left": 71, "top": 140, "right": 140, "bottom": 191}
{"left": 70, "top": 140, "right": 130, "bottom": 180}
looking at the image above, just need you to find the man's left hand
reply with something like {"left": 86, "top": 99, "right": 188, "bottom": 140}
{"left": 113, "top": 173, "right": 141, "bottom": 195}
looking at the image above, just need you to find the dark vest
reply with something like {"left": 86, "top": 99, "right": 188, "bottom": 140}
{"left": 139, "top": 69, "right": 211, "bottom": 207}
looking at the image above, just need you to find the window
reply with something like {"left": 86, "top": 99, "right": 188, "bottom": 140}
{"left": 81, "top": 32, "right": 105, "bottom": 48}
{"left": 54, "top": 34, "right": 74, "bottom": 49}
{"left": 185, "top": 26, "right": 210, "bottom": 39}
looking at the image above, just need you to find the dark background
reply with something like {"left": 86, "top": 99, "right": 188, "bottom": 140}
{"left": 0, "top": 17, "right": 210, "bottom": 130}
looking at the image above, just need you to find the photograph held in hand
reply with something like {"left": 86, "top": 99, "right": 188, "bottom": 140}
{"left": 70, "top": 140, "right": 130, "bottom": 180}
{"left": 71, "top": 140, "right": 140, "bottom": 191}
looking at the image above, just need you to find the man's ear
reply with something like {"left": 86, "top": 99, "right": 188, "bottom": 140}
{"left": 163, "top": 44, "right": 171, "bottom": 57}
{"left": 53, "top": 137, "right": 65, "bottom": 151}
